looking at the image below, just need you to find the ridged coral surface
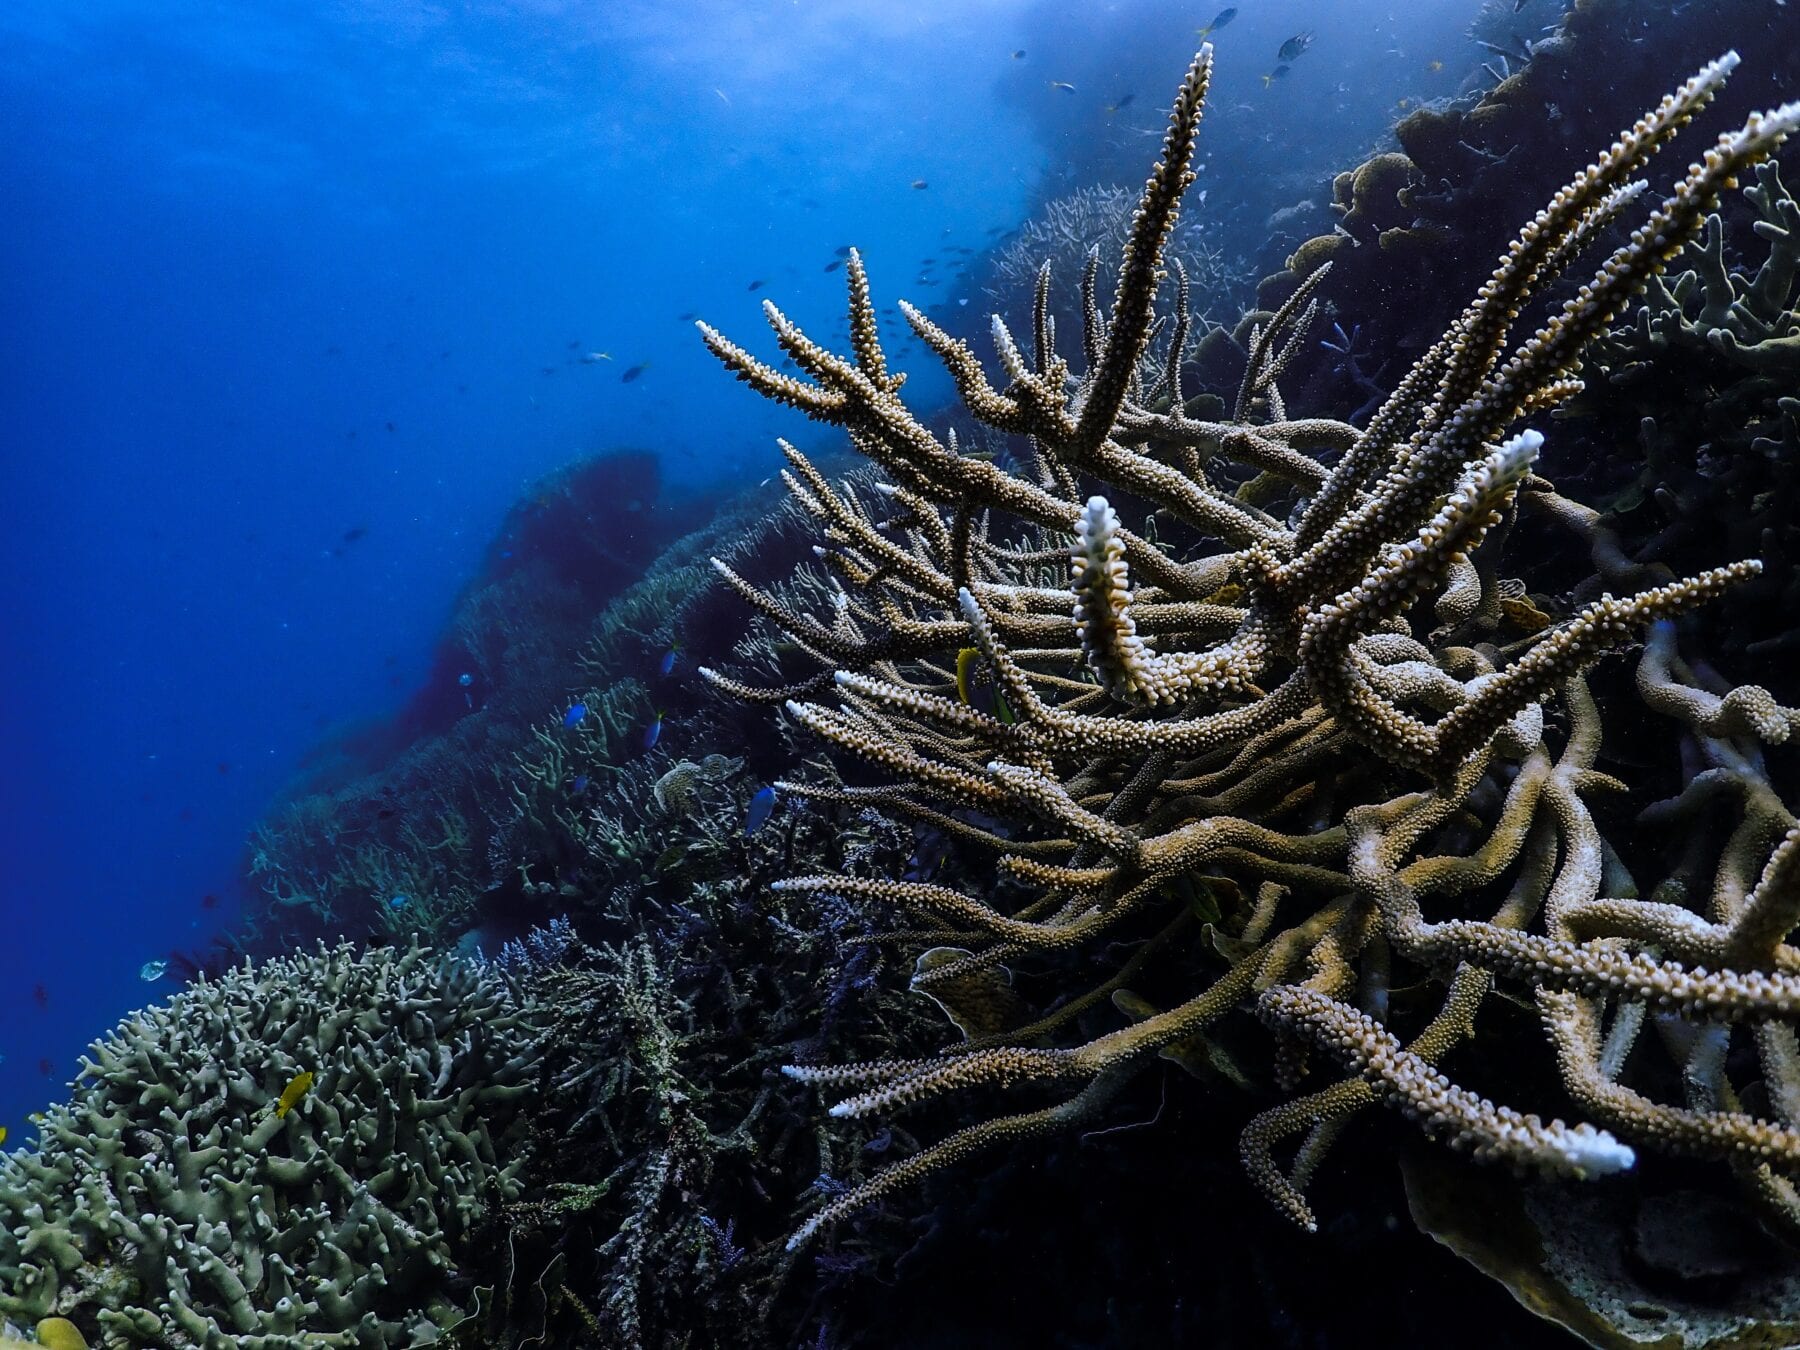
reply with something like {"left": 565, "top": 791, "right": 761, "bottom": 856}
{"left": 0, "top": 944, "right": 540, "bottom": 1348}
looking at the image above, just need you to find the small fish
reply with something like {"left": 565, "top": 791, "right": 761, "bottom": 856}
{"left": 714, "top": 87, "right": 731, "bottom": 104}
{"left": 571, "top": 775, "right": 589, "bottom": 793}
{"left": 911, "top": 179, "right": 929, "bottom": 190}
{"left": 1048, "top": 80, "right": 1076, "bottom": 93}
{"left": 747, "top": 279, "right": 765, "bottom": 291}
{"left": 1261, "top": 65, "right": 1291, "bottom": 87}
{"left": 341, "top": 525, "right": 368, "bottom": 544}
{"left": 563, "top": 702, "right": 588, "bottom": 729}
{"left": 0, "top": 1126, "right": 6, "bottom": 1147}
{"left": 274, "top": 1071, "right": 314, "bottom": 1119}
{"left": 659, "top": 645, "right": 680, "bottom": 676}
{"left": 458, "top": 672, "right": 473, "bottom": 687}
{"left": 1397, "top": 97, "right": 1411, "bottom": 109}
{"left": 389, "top": 893, "right": 409, "bottom": 909}
{"left": 676, "top": 310, "right": 698, "bottom": 321}
{"left": 621, "top": 363, "right": 649, "bottom": 383}
{"left": 1426, "top": 59, "right": 1444, "bottom": 73}
{"left": 1278, "top": 32, "right": 1314, "bottom": 62}
{"left": 139, "top": 959, "right": 168, "bottom": 982}
{"left": 745, "top": 785, "right": 777, "bottom": 835}
{"left": 643, "top": 711, "right": 664, "bottom": 750}
{"left": 581, "top": 351, "right": 613, "bottom": 363}
{"left": 385, "top": 421, "right": 397, "bottom": 433}
{"left": 1197, "top": 6, "right": 1236, "bottom": 37}
{"left": 32, "top": 984, "right": 47, "bottom": 1010}
{"left": 1011, "top": 49, "right": 1026, "bottom": 59}
{"left": 1105, "top": 93, "right": 1136, "bottom": 113}
{"left": 955, "top": 647, "right": 981, "bottom": 705}
{"left": 823, "top": 260, "right": 842, "bottom": 272}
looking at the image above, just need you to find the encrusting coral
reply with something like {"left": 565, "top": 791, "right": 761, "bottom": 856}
{"left": 0, "top": 944, "right": 540, "bottom": 1348}
{"left": 695, "top": 42, "right": 1800, "bottom": 1258}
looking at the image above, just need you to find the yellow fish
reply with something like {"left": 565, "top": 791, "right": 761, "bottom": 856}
{"left": 955, "top": 646, "right": 980, "bottom": 705}
{"left": 0, "top": 1126, "right": 7, "bottom": 1147}
{"left": 1427, "top": 58, "right": 1444, "bottom": 72}
{"left": 274, "top": 1071, "right": 314, "bottom": 1119}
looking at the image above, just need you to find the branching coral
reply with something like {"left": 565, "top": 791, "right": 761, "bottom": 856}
{"left": 696, "top": 44, "right": 1800, "bottom": 1253}
{"left": 486, "top": 797, "right": 946, "bottom": 1350}
{"left": 0, "top": 944, "right": 541, "bottom": 1348}
{"left": 982, "top": 183, "right": 1249, "bottom": 360}
{"left": 1578, "top": 152, "right": 1800, "bottom": 676}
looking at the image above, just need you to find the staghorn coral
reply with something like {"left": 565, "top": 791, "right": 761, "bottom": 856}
{"left": 0, "top": 943, "right": 540, "bottom": 1348}
{"left": 695, "top": 41, "right": 1800, "bottom": 1274}
{"left": 983, "top": 183, "right": 1249, "bottom": 362}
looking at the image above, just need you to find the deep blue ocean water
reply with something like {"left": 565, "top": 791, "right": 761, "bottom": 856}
{"left": 1, "top": 0, "right": 1493, "bottom": 1141}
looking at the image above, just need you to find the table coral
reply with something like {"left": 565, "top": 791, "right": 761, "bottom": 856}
{"left": 0, "top": 943, "right": 541, "bottom": 1348}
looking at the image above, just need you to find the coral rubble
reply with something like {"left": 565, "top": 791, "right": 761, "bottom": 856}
{"left": 0, "top": 944, "right": 539, "bottom": 1347}
{"left": 698, "top": 39, "right": 1800, "bottom": 1291}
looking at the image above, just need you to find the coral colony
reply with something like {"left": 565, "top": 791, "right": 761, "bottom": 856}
{"left": 10, "top": 29, "right": 1800, "bottom": 1350}
{"left": 699, "top": 47, "right": 1800, "bottom": 1247}
{"left": 0, "top": 946, "right": 538, "bottom": 1345}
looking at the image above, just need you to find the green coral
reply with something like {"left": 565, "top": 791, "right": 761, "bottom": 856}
{"left": 0, "top": 944, "right": 541, "bottom": 1348}
{"left": 1627, "top": 160, "right": 1800, "bottom": 382}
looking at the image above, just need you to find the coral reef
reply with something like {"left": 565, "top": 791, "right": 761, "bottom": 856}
{"left": 983, "top": 183, "right": 1249, "bottom": 352}
{"left": 697, "top": 40, "right": 1800, "bottom": 1317}
{"left": 456, "top": 797, "right": 947, "bottom": 1350}
{"left": 1262, "top": 0, "right": 1800, "bottom": 417}
{"left": 242, "top": 460, "right": 818, "bottom": 953}
{"left": 1566, "top": 156, "right": 1800, "bottom": 688}
{"left": 0, "top": 944, "right": 539, "bottom": 1347}
{"left": 101, "top": 9, "right": 1800, "bottom": 1347}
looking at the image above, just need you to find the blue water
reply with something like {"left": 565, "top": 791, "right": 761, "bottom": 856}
{"left": 0, "top": 0, "right": 1491, "bottom": 1137}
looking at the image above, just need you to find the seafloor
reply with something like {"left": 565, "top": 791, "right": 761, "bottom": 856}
{"left": 8, "top": 1, "right": 1800, "bottom": 1346}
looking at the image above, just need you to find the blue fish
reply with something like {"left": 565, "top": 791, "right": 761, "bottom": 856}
{"left": 659, "top": 646, "right": 679, "bottom": 677}
{"left": 643, "top": 712, "right": 663, "bottom": 750}
{"left": 389, "top": 894, "right": 409, "bottom": 910}
{"left": 745, "top": 785, "right": 777, "bottom": 835}
{"left": 563, "top": 702, "right": 588, "bottom": 729}
{"left": 571, "top": 775, "right": 589, "bottom": 793}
